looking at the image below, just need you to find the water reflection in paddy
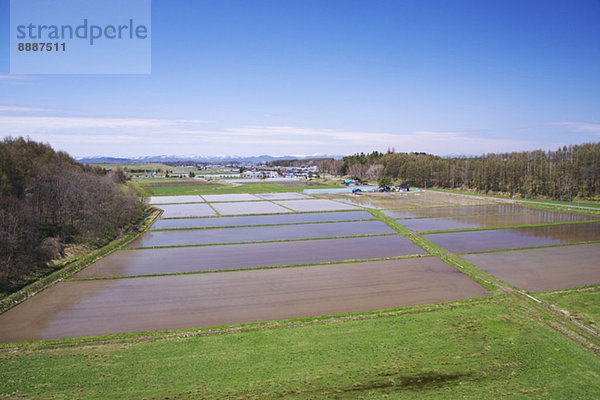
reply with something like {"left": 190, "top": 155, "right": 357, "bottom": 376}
{"left": 398, "top": 212, "right": 597, "bottom": 232}
{"left": 425, "top": 222, "right": 600, "bottom": 253}
{"left": 0, "top": 258, "right": 487, "bottom": 342}
{"left": 210, "top": 201, "right": 290, "bottom": 215}
{"left": 76, "top": 235, "right": 426, "bottom": 278}
{"left": 274, "top": 199, "right": 361, "bottom": 212}
{"left": 462, "top": 243, "right": 600, "bottom": 292}
{"left": 150, "top": 211, "right": 375, "bottom": 229}
{"left": 383, "top": 204, "right": 534, "bottom": 219}
{"left": 130, "top": 221, "right": 394, "bottom": 247}
{"left": 157, "top": 203, "right": 216, "bottom": 218}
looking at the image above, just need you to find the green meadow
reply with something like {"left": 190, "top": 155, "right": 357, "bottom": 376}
{"left": 148, "top": 182, "right": 340, "bottom": 196}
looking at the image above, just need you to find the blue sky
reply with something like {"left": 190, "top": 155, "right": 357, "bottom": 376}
{"left": 1, "top": 0, "right": 599, "bottom": 157}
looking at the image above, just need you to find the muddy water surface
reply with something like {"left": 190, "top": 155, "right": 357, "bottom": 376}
{"left": 274, "top": 199, "right": 361, "bottom": 212}
{"left": 398, "top": 212, "right": 597, "bottom": 232}
{"left": 256, "top": 192, "right": 312, "bottom": 200}
{"left": 425, "top": 222, "right": 600, "bottom": 253}
{"left": 201, "top": 194, "right": 262, "bottom": 202}
{"left": 383, "top": 205, "right": 534, "bottom": 219}
{"left": 150, "top": 211, "right": 374, "bottom": 229}
{"left": 462, "top": 243, "right": 600, "bottom": 292}
{"left": 149, "top": 195, "right": 204, "bottom": 204}
{"left": 210, "top": 201, "right": 290, "bottom": 215}
{"left": 0, "top": 258, "right": 487, "bottom": 341}
{"left": 129, "top": 221, "right": 394, "bottom": 247}
{"left": 328, "top": 191, "right": 497, "bottom": 209}
{"left": 157, "top": 203, "right": 216, "bottom": 218}
{"left": 75, "top": 235, "right": 426, "bottom": 278}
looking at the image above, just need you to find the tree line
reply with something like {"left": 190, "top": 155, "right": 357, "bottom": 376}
{"left": 319, "top": 143, "right": 600, "bottom": 200}
{"left": 0, "top": 137, "right": 145, "bottom": 292}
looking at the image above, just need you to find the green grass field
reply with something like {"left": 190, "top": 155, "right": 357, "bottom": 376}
{"left": 537, "top": 286, "right": 600, "bottom": 333}
{"left": 1, "top": 296, "right": 599, "bottom": 399}
{"left": 149, "top": 182, "right": 340, "bottom": 196}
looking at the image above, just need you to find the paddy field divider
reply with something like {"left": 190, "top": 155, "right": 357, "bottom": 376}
{"left": 65, "top": 253, "right": 432, "bottom": 281}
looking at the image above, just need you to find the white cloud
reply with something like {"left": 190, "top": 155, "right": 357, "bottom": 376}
{"left": 0, "top": 105, "right": 50, "bottom": 113}
{"left": 547, "top": 122, "right": 600, "bottom": 135}
{"left": 0, "top": 115, "right": 212, "bottom": 132}
{"left": 0, "top": 111, "right": 533, "bottom": 157}
{"left": 0, "top": 75, "right": 37, "bottom": 85}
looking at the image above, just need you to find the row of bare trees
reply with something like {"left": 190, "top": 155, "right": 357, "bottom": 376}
{"left": 0, "top": 137, "right": 145, "bottom": 292}
{"left": 321, "top": 143, "right": 600, "bottom": 200}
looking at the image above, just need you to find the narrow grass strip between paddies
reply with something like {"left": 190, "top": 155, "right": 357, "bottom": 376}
{"left": 64, "top": 254, "right": 432, "bottom": 281}
{"left": 125, "top": 232, "right": 400, "bottom": 250}
{"left": 204, "top": 201, "right": 220, "bottom": 216}
{"left": 457, "top": 241, "right": 600, "bottom": 255}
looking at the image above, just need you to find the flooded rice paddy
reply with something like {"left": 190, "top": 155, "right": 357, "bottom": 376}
{"left": 273, "top": 199, "right": 361, "bottom": 212}
{"left": 157, "top": 203, "right": 216, "bottom": 218}
{"left": 201, "top": 193, "right": 262, "bottom": 202}
{"left": 255, "top": 192, "right": 312, "bottom": 200}
{"left": 129, "top": 221, "right": 394, "bottom": 248}
{"left": 462, "top": 243, "right": 600, "bottom": 292}
{"left": 0, "top": 258, "right": 488, "bottom": 341}
{"left": 383, "top": 204, "right": 534, "bottom": 219}
{"left": 329, "top": 191, "right": 495, "bottom": 209}
{"left": 210, "top": 201, "right": 291, "bottom": 215}
{"left": 150, "top": 210, "right": 375, "bottom": 229}
{"left": 424, "top": 222, "right": 600, "bottom": 253}
{"left": 75, "top": 235, "right": 426, "bottom": 278}
{"left": 397, "top": 211, "right": 597, "bottom": 232}
{"left": 149, "top": 195, "right": 204, "bottom": 204}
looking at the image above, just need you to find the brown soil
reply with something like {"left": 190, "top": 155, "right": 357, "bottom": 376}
{"left": 462, "top": 243, "right": 600, "bottom": 292}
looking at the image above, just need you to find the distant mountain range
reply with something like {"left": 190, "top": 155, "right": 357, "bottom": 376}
{"left": 76, "top": 154, "right": 344, "bottom": 164}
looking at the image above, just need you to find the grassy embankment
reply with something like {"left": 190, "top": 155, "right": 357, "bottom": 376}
{"left": 537, "top": 286, "right": 600, "bottom": 333}
{"left": 1, "top": 296, "right": 600, "bottom": 399}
